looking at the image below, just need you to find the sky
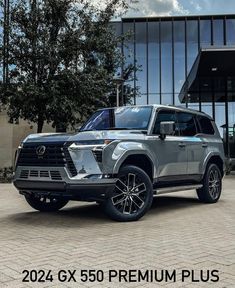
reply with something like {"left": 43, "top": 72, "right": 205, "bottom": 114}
{"left": 122, "top": 0, "right": 235, "bottom": 18}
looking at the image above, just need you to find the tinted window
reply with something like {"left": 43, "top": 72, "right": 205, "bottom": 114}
{"left": 177, "top": 112, "right": 197, "bottom": 136}
{"left": 197, "top": 116, "right": 215, "bottom": 135}
{"left": 153, "top": 110, "right": 178, "bottom": 135}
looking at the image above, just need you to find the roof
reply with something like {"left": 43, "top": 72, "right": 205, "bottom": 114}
{"left": 100, "top": 104, "right": 212, "bottom": 119}
{"left": 121, "top": 14, "right": 235, "bottom": 22}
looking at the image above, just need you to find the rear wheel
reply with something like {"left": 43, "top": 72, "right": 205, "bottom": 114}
{"left": 104, "top": 165, "right": 153, "bottom": 221}
{"left": 25, "top": 194, "right": 69, "bottom": 212}
{"left": 197, "top": 163, "right": 222, "bottom": 203}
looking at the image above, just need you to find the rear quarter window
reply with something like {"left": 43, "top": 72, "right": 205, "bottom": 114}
{"left": 197, "top": 115, "right": 215, "bottom": 135}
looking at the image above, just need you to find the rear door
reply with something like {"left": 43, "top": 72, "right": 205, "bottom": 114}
{"left": 176, "top": 112, "right": 204, "bottom": 178}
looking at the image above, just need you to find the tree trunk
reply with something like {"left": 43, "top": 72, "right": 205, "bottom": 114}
{"left": 37, "top": 116, "right": 44, "bottom": 133}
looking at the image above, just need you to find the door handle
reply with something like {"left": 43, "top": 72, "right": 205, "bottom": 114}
{"left": 202, "top": 143, "right": 208, "bottom": 148}
{"left": 178, "top": 142, "right": 186, "bottom": 148}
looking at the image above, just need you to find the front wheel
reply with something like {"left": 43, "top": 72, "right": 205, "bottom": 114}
{"left": 104, "top": 165, "right": 153, "bottom": 221}
{"left": 25, "top": 194, "right": 69, "bottom": 212}
{"left": 197, "top": 163, "right": 222, "bottom": 203}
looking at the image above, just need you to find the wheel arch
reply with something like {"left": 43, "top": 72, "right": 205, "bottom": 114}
{"left": 203, "top": 154, "right": 224, "bottom": 177}
{"left": 114, "top": 153, "right": 155, "bottom": 181}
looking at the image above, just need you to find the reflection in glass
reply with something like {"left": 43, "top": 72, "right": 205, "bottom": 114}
{"left": 123, "top": 22, "right": 135, "bottom": 104}
{"left": 187, "top": 20, "right": 198, "bottom": 74}
{"left": 148, "top": 22, "right": 160, "bottom": 96}
{"left": 174, "top": 21, "right": 185, "bottom": 104}
{"left": 161, "top": 94, "right": 173, "bottom": 105}
{"left": 228, "top": 91, "right": 235, "bottom": 158}
{"left": 200, "top": 19, "right": 211, "bottom": 47}
{"left": 214, "top": 92, "right": 225, "bottom": 141}
{"left": 136, "top": 93, "right": 147, "bottom": 105}
{"left": 226, "top": 18, "right": 235, "bottom": 45}
{"left": 149, "top": 94, "right": 160, "bottom": 104}
{"left": 161, "top": 21, "right": 173, "bottom": 103}
{"left": 136, "top": 22, "right": 147, "bottom": 104}
{"left": 213, "top": 19, "right": 224, "bottom": 45}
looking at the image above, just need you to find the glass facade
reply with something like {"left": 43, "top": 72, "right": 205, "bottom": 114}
{"left": 119, "top": 15, "right": 235, "bottom": 159}
{"left": 1, "top": 13, "right": 235, "bottom": 159}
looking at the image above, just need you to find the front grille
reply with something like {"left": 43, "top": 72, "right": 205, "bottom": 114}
{"left": 50, "top": 171, "right": 62, "bottom": 180}
{"left": 40, "top": 171, "right": 50, "bottom": 178}
{"left": 17, "top": 142, "right": 77, "bottom": 177}
{"left": 30, "top": 170, "right": 38, "bottom": 177}
{"left": 19, "top": 169, "right": 62, "bottom": 181}
{"left": 20, "top": 170, "right": 29, "bottom": 179}
{"left": 17, "top": 143, "right": 65, "bottom": 167}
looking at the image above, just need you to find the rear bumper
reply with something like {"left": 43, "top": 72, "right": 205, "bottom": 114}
{"left": 13, "top": 179, "right": 116, "bottom": 202}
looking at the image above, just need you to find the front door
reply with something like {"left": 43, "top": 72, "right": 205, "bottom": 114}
{"left": 151, "top": 109, "right": 188, "bottom": 181}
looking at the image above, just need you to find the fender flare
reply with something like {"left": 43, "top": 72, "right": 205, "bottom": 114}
{"left": 112, "top": 142, "right": 157, "bottom": 177}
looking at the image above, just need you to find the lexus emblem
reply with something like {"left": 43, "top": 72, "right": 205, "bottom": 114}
{"left": 36, "top": 145, "right": 46, "bottom": 156}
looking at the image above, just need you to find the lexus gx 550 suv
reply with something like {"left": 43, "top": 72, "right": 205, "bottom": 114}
{"left": 13, "top": 105, "right": 225, "bottom": 221}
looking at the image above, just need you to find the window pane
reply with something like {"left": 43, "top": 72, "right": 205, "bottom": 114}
{"left": 215, "top": 92, "right": 225, "bottom": 137}
{"left": 226, "top": 18, "right": 235, "bottom": 45}
{"left": 228, "top": 92, "right": 235, "bottom": 157}
{"left": 123, "top": 22, "right": 134, "bottom": 66}
{"left": 153, "top": 110, "right": 176, "bottom": 135}
{"left": 149, "top": 93, "right": 160, "bottom": 104}
{"left": 161, "top": 93, "right": 173, "bottom": 105}
{"left": 213, "top": 19, "right": 224, "bottom": 45}
{"left": 123, "top": 22, "right": 134, "bottom": 104}
{"left": 200, "top": 19, "right": 211, "bottom": 47}
{"left": 136, "top": 93, "right": 147, "bottom": 105}
{"left": 148, "top": 22, "right": 160, "bottom": 95}
{"left": 187, "top": 20, "right": 198, "bottom": 74}
{"left": 177, "top": 112, "right": 197, "bottom": 136}
{"left": 174, "top": 21, "right": 185, "bottom": 102}
{"left": 136, "top": 22, "right": 147, "bottom": 104}
{"left": 197, "top": 116, "right": 215, "bottom": 135}
{"left": 161, "top": 21, "right": 173, "bottom": 98}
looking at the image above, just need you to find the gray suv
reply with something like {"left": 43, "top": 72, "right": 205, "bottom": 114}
{"left": 13, "top": 105, "right": 225, "bottom": 221}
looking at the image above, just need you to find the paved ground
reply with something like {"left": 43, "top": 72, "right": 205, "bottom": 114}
{"left": 0, "top": 175, "right": 234, "bottom": 288}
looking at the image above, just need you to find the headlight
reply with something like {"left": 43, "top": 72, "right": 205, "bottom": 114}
{"left": 13, "top": 143, "right": 23, "bottom": 171}
{"left": 69, "top": 140, "right": 115, "bottom": 150}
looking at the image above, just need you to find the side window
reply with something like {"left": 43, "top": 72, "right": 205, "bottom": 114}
{"left": 177, "top": 112, "right": 197, "bottom": 136}
{"left": 153, "top": 110, "right": 178, "bottom": 135}
{"left": 197, "top": 115, "right": 215, "bottom": 135}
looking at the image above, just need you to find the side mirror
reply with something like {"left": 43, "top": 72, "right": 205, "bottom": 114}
{"left": 159, "top": 121, "right": 175, "bottom": 140}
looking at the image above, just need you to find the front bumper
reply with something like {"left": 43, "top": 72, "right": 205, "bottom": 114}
{"left": 13, "top": 166, "right": 117, "bottom": 201}
{"left": 14, "top": 179, "right": 116, "bottom": 201}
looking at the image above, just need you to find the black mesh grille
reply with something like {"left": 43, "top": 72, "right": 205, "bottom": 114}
{"left": 17, "top": 142, "right": 77, "bottom": 177}
{"left": 17, "top": 143, "right": 65, "bottom": 167}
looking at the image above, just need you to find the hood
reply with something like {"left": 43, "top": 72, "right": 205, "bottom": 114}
{"left": 23, "top": 130, "right": 146, "bottom": 144}
{"left": 23, "top": 133, "right": 75, "bottom": 143}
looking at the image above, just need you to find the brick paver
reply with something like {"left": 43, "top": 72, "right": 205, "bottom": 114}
{"left": 0, "top": 175, "right": 234, "bottom": 287}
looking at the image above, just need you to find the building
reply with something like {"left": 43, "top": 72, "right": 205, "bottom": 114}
{"left": 112, "top": 14, "right": 235, "bottom": 162}
{"left": 1, "top": 13, "right": 235, "bottom": 168}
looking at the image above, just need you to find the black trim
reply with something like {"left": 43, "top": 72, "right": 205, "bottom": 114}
{"left": 14, "top": 180, "right": 116, "bottom": 202}
{"left": 154, "top": 174, "right": 203, "bottom": 189}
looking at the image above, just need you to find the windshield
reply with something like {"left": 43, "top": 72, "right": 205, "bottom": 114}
{"left": 80, "top": 107, "right": 152, "bottom": 131}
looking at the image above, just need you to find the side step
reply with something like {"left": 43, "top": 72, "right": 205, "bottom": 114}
{"left": 154, "top": 184, "right": 203, "bottom": 195}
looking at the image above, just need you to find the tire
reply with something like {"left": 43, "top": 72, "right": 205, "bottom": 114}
{"left": 104, "top": 165, "right": 153, "bottom": 221}
{"left": 25, "top": 194, "right": 69, "bottom": 212}
{"left": 197, "top": 163, "right": 222, "bottom": 203}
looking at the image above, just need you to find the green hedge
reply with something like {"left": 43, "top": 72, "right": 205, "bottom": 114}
{"left": 0, "top": 167, "right": 13, "bottom": 183}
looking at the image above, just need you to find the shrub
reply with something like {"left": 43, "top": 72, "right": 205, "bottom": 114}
{"left": 0, "top": 167, "right": 13, "bottom": 183}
